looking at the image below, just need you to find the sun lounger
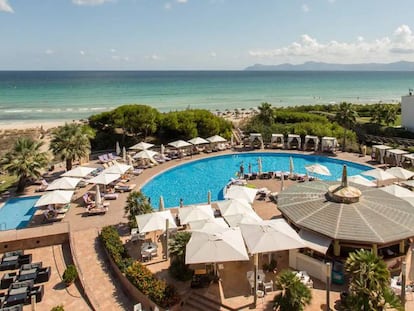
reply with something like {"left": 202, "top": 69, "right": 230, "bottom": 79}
{"left": 132, "top": 168, "right": 144, "bottom": 175}
{"left": 43, "top": 210, "right": 65, "bottom": 222}
{"left": 103, "top": 193, "right": 118, "bottom": 200}
{"left": 87, "top": 205, "right": 108, "bottom": 215}
{"left": 35, "top": 179, "right": 48, "bottom": 192}
{"left": 114, "top": 183, "right": 136, "bottom": 192}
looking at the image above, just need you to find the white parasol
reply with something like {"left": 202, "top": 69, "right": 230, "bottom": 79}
{"left": 135, "top": 210, "right": 177, "bottom": 233}
{"left": 224, "top": 185, "right": 258, "bottom": 204}
{"left": 35, "top": 190, "right": 74, "bottom": 207}
{"left": 129, "top": 142, "right": 154, "bottom": 150}
{"left": 46, "top": 177, "right": 81, "bottom": 190}
{"left": 305, "top": 164, "right": 331, "bottom": 176}
{"left": 61, "top": 166, "right": 95, "bottom": 178}
{"left": 178, "top": 205, "right": 214, "bottom": 225}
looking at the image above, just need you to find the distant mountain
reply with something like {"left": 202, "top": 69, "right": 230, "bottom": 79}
{"left": 245, "top": 61, "right": 414, "bottom": 71}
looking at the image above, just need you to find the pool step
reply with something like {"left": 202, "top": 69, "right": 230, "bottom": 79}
{"left": 182, "top": 292, "right": 233, "bottom": 311}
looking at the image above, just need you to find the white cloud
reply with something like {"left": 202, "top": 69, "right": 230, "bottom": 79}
{"left": 248, "top": 25, "right": 414, "bottom": 63}
{"left": 72, "top": 0, "right": 112, "bottom": 6}
{"left": 164, "top": 2, "right": 172, "bottom": 10}
{"left": 0, "top": 0, "right": 14, "bottom": 13}
{"left": 301, "top": 4, "right": 309, "bottom": 13}
{"left": 210, "top": 51, "right": 217, "bottom": 58}
{"left": 79, "top": 50, "right": 85, "bottom": 56}
{"left": 45, "top": 49, "right": 55, "bottom": 55}
{"left": 110, "top": 48, "right": 116, "bottom": 53}
{"left": 177, "top": 0, "right": 188, "bottom": 3}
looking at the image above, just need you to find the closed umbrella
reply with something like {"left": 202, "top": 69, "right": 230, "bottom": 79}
{"left": 46, "top": 177, "right": 81, "bottom": 190}
{"left": 122, "top": 147, "right": 127, "bottom": 162}
{"left": 178, "top": 205, "right": 214, "bottom": 225}
{"left": 207, "top": 190, "right": 211, "bottom": 204}
{"left": 95, "top": 184, "right": 102, "bottom": 206}
{"left": 305, "top": 164, "right": 331, "bottom": 176}
{"left": 135, "top": 211, "right": 177, "bottom": 233}
{"left": 159, "top": 196, "right": 165, "bottom": 212}
{"left": 289, "top": 156, "right": 294, "bottom": 177}
{"left": 257, "top": 157, "right": 262, "bottom": 175}
{"left": 129, "top": 142, "right": 154, "bottom": 150}
{"left": 127, "top": 155, "right": 134, "bottom": 167}
{"left": 160, "top": 144, "right": 165, "bottom": 156}
{"left": 61, "top": 166, "right": 95, "bottom": 178}
{"left": 35, "top": 190, "right": 74, "bottom": 207}
{"left": 116, "top": 141, "right": 121, "bottom": 155}
{"left": 224, "top": 185, "right": 258, "bottom": 204}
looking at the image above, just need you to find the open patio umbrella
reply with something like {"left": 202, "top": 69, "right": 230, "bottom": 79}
{"left": 61, "top": 166, "right": 95, "bottom": 178}
{"left": 116, "top": 141, "right": 121, "bottom": 155}
{"left": 133, "top": 149, "right": 159, "bottom": 160}
{"left": 129, "top": 142, "right": 154, "bottom": 150}
{"left": 178, "top": 205, "right": 214, "bottom": 225}
{"left": 88, "top": 172, "right": 121, "bottom": 185}
{"left": 188, "top": 217, "right": 229, "bottom": 234}
{"left": 135, "top": 210, "right": 177, "bottom": 233}
{"left": 185, "top": 227, "right": 249, "bottom": 264}
{"left": 223, "top": 212, "right": 263, "bottom": 227}
{"left": 386, "top": 167, "right": 414, "bottom": 181}
{"left": 206, "top": 135, "right": 226, "bottom": 143}
{"left": 188, "top": 137, "right": 209, "bottom": 145}
{"left": 35, "top": 190, "right": 74, "bottom": 207}
{"left": 361, "top": 168, "right": 395, "bottom": 181}
{"left": 217, "top": 198, "right": 254, "bottom": 217}
{"left": 46, "top": 177, "right": 81, "bottom": 190}
{"left": 102, "top": 161, "right": 132, "bottom": 175}
{"left": 380, "top": 184, "right": 414, "bottom": 198}
{"left": 168, "top": 140, "right": 192, "bottom": 149}
{"left": 224, "top": 185, "right": 258, "bottom": 204}
{"left": 305, "top": 164, "right": 331, "bottom": 176}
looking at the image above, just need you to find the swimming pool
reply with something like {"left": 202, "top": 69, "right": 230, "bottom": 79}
{"left": 0, "top": 196, "right": 40, "bottom": 231}
{"left": 142, "top": 153, "right": 373, "bottom": 208}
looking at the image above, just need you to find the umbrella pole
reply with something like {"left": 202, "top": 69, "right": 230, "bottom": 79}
{"left": 253, "top": 253, "right": 258, "bottom": 307}
{"left": 165, "top": 219, "right": 169, "bottom": 261}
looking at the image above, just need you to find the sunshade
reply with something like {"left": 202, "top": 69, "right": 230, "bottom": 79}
{"left": 239, "top": 219, "right": 305, "bottom": 254}
{"left": 298, "top": 229, "right": 332, "bottom": 255}
{"left": 224, "top": 185, "right": 258, "bottom": 204}
{"left": 102, "top": 162, "right": 132, "bottom": 175}
{"left": 289, "top": 156, "right": 294, "bottom": 176}
{"left": 362, "top": 168, "right": 396, "bottom": 181}
{"left": 178, "top": 205, "right": 214, "bottom": 225}
{"left": 257, "top": 157, "right": 262, "bottom": 175}
{"left": 386, "top": 167, "right": 414, "bottom": 181}
{"left": 168, "top": 140, "right": 192, "bottom": 149}
{"left": 133, "top": 149, "right": 159, "bottom": 159}
{"left": 188, "top": 137, "right": 209, "bottom": 145}
{"left": 206, "top": 135, "right": 226, "bottom": 143}
{"left": 88, "top": 173, "right": 120, "bottom": 185}
{"left": 122, "top": 146, "right": 127, "bottom": 162}
{"left": 217, "top": 198, "right": 254, "bottom": 217}
{"left": 95, "top": 184, "right": 102, "bottom": 205}
{"left": 135, "top": 210, "right": 177, "bottom": 233}
{"left": 188, "top": 217, "right": 229, "bottom": 234}
{"left": 46, "top": 177, "right": 81, "bottom": 190}
{"left": 116, "top": 141, "right": 121, "bottom": 155}
{"left": 61, "top": 166, "right": 95, "bottom": 178}
{"left": 336, "top": 175, "right": 376, "bottom": 187}
{"left": 35, "top": 190, "right": 74, "bottom": 207}
{"left": 380, "top": 184, "right": 414, "bottom": 198}
{"left": 129, "top": 142, "right": 154, "bottom": 150}
{"left": 305, "top": 164, "right": 331, "bottom": 176}
{"left": 159, "top": 196, "right": 165, "bottom": 212}
{"left": 185, "top": 227, "right": 249, "bottom": 264}
{"left": 223, "top": 212, "right": 263, "bottom": 227}
{"left": 402, "top": 180, "right": 414, "bottom": 188}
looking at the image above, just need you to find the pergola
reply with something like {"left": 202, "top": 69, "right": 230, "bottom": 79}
{"left": 372, "top": 145, "right": 392, "bottom": 164}
{"left": 249, "top": 133, "right": 264, "bottom": 149}
{"left": 304, "top": 135, "right": 319, "bottom": 151}
{"left": 270, "top": 134, "right": 284, "bottom": 149}
{"left": 287, "top": 134, "right": 301, "bottom": 149}
{"left": 385, "top": 148, "right": 409, "bottom": 166}
{"left": 321, "top": 137, "right": 337, "bottom": 153}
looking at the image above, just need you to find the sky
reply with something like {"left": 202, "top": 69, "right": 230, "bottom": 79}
{"left": 2, "top": 0, "right": 414, "bottom": 70}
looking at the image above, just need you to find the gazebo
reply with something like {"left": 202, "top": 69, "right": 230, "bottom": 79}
{"left": 270, "top": 134, "right": 284, "bottom": 149}
{"left": 385, "top": 148, "right": 409, "bottom": 167}
{"left": 304, "top": 135, "right": 319, "bottom": 151}
{"left": 249, "top": 133, "right": 264, "bottom": 149}
{"left": 321, "top": 136, "right": 337, "bottom": 153}
{"left": 287, "top": 134, "right": 301, "bottom": 149}
{"left": 372, "top": 145, "right": 392, "bottom": 164}
{"left": 403, "top": 153, "right": 414, "bottom": 167}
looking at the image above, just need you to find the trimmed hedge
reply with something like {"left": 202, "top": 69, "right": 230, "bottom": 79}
{"left": 100, "top": 226, "right": 179, "bottom": 308}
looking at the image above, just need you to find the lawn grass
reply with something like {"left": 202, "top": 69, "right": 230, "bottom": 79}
{"left": 357, "top": 115, "right": 401, "bottom": 126}
{"left": 0, "top": 174, "right": 17, "bottom": 193}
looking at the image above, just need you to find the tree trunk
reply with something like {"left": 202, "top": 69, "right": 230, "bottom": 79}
{"left": 66, "top": 158, "right": 73, "bottom": 171}
{"left": 17, "top": 176, "right": 27, "bottom": 193}
{"left": 342, "top": 128, "right": 347, "bottom": 152}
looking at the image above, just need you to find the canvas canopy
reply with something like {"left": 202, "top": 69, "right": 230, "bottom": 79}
{"left": 298, "top": 229, "right": 332, "bottom": 254}
{"left": 305, "top": 164, "right": 331, "bottom": 176}
{"left": 271, "top": 134, "right": 284, "bottom": 145}
{"left": 304, "top": 135, "right": 319, "bottom": 151}
{"left": 403, "top": 153, "right": 414, "bottom": 166}
{"left": 35, "top": 190, "right": 74, "bottom": 207}
{"left": 46, "top": 177, "right": 81, "bottom": 190}
{"left": 386, "top": 167, "right": 414, "bottom": 181}
{"left": 188, "top": 217, "right": 229, "bottom": 234}
{"left": 321, "top": 137, "right": 337, "bottom": 153}
{"left": 223, "top": 212, "right": 263, "bottom": 227}
{"left": 287, "top": 134, "right": 301, "bottom": 149}
{"left": 135, "top": 210, "right": 177, "bottom": 233}
{"left": 372, "top": 145, "right": 392, "bottom": 164}
{"left": 185, "top": 227, "right": 249, "bottom": 264}
{"left": 224, "top": 186, "right": 258, "bottom": 204}
{"left": 385, "top": 149, "right": 409, "bottom": 166}
{"left": 178, "top": 205, "right": 214, "bottom": 225}
{"left": 61, "top": 166, "right": 95, "bottom": 178}
{"left": 217, "top": 198, "right": 254, "bottom": 217}
{"left": 102, "top": 162, "right": 132, "bottom": 175}
{"left": 88, "top": 173, "right": 120, "bottom": 185}
{"left": 249, "top": 133, "right": 264, "bottom": 148}
{"left": 188, "top": 137, "right": 209, "bottom": 145}
{"left": 206, "top": 135, "right": 226, "bottom": 143}
{"left": 129, "top": 142, "right": 154, "bottom": 150}
{"left": 168, "top": 140, "right": 192, "bottom": 149}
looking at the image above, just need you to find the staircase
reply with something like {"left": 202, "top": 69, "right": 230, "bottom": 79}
{"left": 182, "top": 292, "right": 234, "bottom": 311}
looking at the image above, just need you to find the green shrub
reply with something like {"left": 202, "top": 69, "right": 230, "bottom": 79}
{"left": 168, "top": 259, "right": 193, "bottom": 281}
{"left": 51, "top": 306, "right": 64, "bottom": 311}
{"left": 62, "top": 265, "right": 78, "bottom": 285}
{"left": 100, "top": 226, "right": 130, "bottom": 272}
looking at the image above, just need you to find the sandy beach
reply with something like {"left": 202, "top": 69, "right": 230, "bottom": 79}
{"left": 0, "top": 120, "right": 68, "bottom": 131}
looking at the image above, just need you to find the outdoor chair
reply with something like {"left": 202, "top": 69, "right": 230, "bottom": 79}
{"left": 263, "top": 281, "right": 273, "bottom": 294}
{"left": 1, "top": 272, "right": 17, "bottom": 289}
{"left": 3, "top": 251, "right": 23, "bottom": 259}
{"left": 0, "top": 304, "right": 23, "bottom": 311}
{"left": 34, "top": 267, "right": 51, "bottom": 283}
{"left": 17, "top": 254, "right": 32, "bottom": 267}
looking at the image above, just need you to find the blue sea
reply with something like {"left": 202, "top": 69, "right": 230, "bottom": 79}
{"left": 0, "top": 71, "right": 413, "bottom": 124}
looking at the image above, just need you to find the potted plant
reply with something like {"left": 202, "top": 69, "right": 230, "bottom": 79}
{"left": 51, "top": 306, "right": 64, "bottom": 311}
{"left": 62, "top": 265, "right": 78, "bottom": 286}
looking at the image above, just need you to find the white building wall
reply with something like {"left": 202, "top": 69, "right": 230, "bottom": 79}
{"left": 402, "top": 95, "right": 414, "bottom": 132}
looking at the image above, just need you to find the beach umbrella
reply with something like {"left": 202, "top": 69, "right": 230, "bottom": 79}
{"left": 188, "top": 137, "right": 209, "bottom": 145}
{"left": 95, "top": 184, "right": 102, "bottom": 206}
{"left": 178, "top": 205, "right": 214, "bottom": 225}
{"left": 217, "top": 198, "right": 253, "bottom": 217}
{"left": 135, "top": 210, "right": 177, "bottom": 233}
{"left": 402, "top": 180, "right": 414, "bottom": 188}
{"left": 160, "top": 144, "right": 165, "bottom": 156}
{"left": 289, "top": 156, "right": 294, "bottom": 177}
{"left": 188, "top": 217, "right": 229, "bottom": 234}
{"left": 280, "top": 175, "right": 285, "bottom": 191}
{"left": 127, "top": 155, "right": 134, "bottom": 167}
{"left": 129, "top": 142, "right": 154, "bottom": 150}
{"left": 88, "top": 172, "right": 120, "bottom": 185}
{"left": 159, "top": 196, "right": 165, "bottom": 212}
{"left": 380, "top": 184, "right": 414, "bottom": 198}
{"left": 239, "top": 219, "right": 305, "bottom": 254}
{"left": 337, "top": 175, "right": 376, "bottom": 187}
{"left": 257, "top": 157, "right": 262, "bottom": 175}
{"left": 207, "top": 190, "right": 211, "bottom": 204}
{"left": 46, "top": 177, "right": 81, "bottom": 191}
{"left": 223, "top": 212, "right": 263, "bottom": 227}
{"left": 305, "top": 164, "right": 331, "bottom": 176}
{"left": 362, "top": 169, "right": 395, "bottom": 182}
{"left": 102, "top": 161, "right": 132, "bottom": 175}
{"left": 168, "top": 140, "right": 192, "bottom": 149}
{"left": 224, "top": 185, "right": 258, "bottom": 204}
{"left": 206, "top": 135, "right": 226, "bottom": 143}
{"left": 185, "top": 227, "right": 249, "bottom": 264}
{"left": 35, "top": 190, "right": 74, "bottom": 207}
{"left": 133, "top": 149, "right": 158, "bottom": 159}
{"left": 61, "top": 166, "right": 95, "bottom": 178}
{"left": 386, "top": 167, "right": 414, "bottom": 181}
{"left": 116, "top": 141, "right": 121, "bottom": 155}
{"left": 122, "top": 147, "right": 127, "bottom": 162}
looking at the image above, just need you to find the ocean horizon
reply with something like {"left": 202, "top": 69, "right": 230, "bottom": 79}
{"left": 1, "top": 70, "right": 413, "bottom": 124}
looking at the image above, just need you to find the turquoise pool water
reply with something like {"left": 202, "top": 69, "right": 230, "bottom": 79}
{"left": 0, "top": 196, "right": 40, "bottom": 231}
{"left": 142, "top": 153, "right": 372, "bottom": 208}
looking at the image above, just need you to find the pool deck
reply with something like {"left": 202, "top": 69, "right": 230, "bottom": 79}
{"left": 4, "top": 148, "right": 413, "bottom": 311}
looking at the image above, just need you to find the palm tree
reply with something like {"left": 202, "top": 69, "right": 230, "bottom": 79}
{"left": 50, "top": 123, "right": 95, "bottom": 171}
{"left": 168, "top": 231, "right": 191, "bottom": 261}
{"left": 334, "top": 102, "right": 358, "bottom": 151}
{"left": 257, "top": 102, "right": 274, "bottom": 125}
{"left": 384, "top": 105, "right": 397, "bottom": 126}
{"left": 1, "top": 137, "right": 49, "bottom": 192}
{"left": 345, "top": 249, "right": 402, "bottom": 311}
{"left": 124, "top": 191, "right": 153, "bottom": 228}
{"left": 370, "top": 104, "right": 384, "bottom": 125}
{"left": 273, "top": 270, "right": 312, "bottom": 311}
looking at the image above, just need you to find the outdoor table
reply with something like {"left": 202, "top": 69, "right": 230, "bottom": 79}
{"left": 141, "top": 242, "right": 158, "bottom": 260}
{"left": 18, "top": 268, "right": 37, "bottom": 281}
